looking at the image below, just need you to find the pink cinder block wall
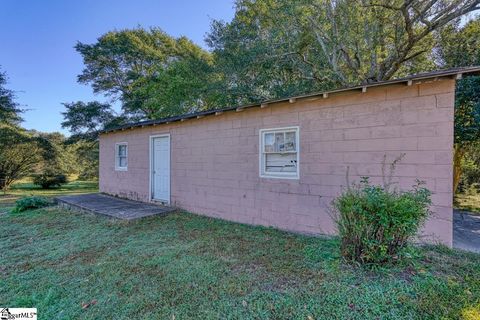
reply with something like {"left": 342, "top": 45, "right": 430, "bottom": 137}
{"left": 99, "top": 79, "right": 455, "bottom": 246}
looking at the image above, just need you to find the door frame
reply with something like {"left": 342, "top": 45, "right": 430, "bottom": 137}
{"left": 149, "top": 134, "right": 171, "bottom": 204}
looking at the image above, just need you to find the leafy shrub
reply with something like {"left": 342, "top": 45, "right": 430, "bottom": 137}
{"left": 332, "top": 158, "right": 432, "bottom": 265}
{"left": 464, "top": 183, "right": 480, "bottom": 196}
{"left": 33, "top": 172, "right": 68, "bottom": 189}
{"left": 459, "top": 157, "right": 480, "bottom": 193}
{"left": 12, "top": 196, "right": 52, "bottom": 213}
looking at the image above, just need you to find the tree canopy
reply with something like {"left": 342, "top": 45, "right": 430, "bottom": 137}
{"left": 207, "top": 0, "right": 480, "bottom": 104}
{"left": 0, "top": 68, "right": 32, "bottom": 190}
{"left": 75, "top": 27, "right": 218, "bottom": 120}
{"left": 72, "top": 3, "right": 480, "bottom": 120}
{"left": 0, "top": 68, "right": 23, "bottom": 125}
{"left": 0, "top": 124, "right": 41, "bottom": 190}
{"left": 438, "top": 18, "right": 480, "bottom": 144}
{"left": 436, "top": 18, "right": 480, "bottom": 191}
{"left": 61, "top": 101, "right": 122, "bottom": 141}
{"left": 60, "top": 101, "right": 126, "bottom": 180}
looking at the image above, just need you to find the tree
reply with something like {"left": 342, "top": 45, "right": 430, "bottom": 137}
{"left": 207, "top": 0, "right": 480, "bottom": 104}
{"left": 304, "top": 0, "right": 480, "bottom": 83}
{"left": 207, "top": 1, "right": 325, "bottom": 105}
{"left": 0, "top": 69, "right": 75, "bottom": 190}
{"left": 61, "top": 101, "right": 125, "bottom": 180}
{"left": 0, "top": 68, "right": 23, "bottom": 125}
{"left": 61, "top": 101, "right": 120, "bottom": 141}
{"left": 34, "top": 131, "right": 77, "bottom": 177}
{"left": 437, "top": 18, "right": 480, "bottom": 192}
{"left": 125, "top": 55, "right": 225, "bottom": 119}
{"left": 0, "top": 125, "right": 42, "bottom": 190}
{"left": 71, "top": 140, "right": 101, "bottom": 180}
{"left": 0, "top": 68, "right": 32, "bottom": 190}
{"left": 32, "top": 132, "right": 73, "bottom": 190}
{"left": 436, "top": 17, "right": 480, "bottom": 67}
{"left": 76, "top": 27, "right": 217, "bottom": 119}
{"left": 453, "top": 77, "right": 480, "bottom": 192}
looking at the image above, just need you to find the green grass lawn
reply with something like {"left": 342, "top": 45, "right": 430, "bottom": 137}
{"left": 455, "top": 193, "right": 480, "bottom": 214}
{"left": 7, "top": 180, "right": 98, "bottom": 197}
{"left": 1, "top": 201, "right": 480, "bottom": 319}
{"left": 0, "top": 180, "right": 98, "bottom": 213}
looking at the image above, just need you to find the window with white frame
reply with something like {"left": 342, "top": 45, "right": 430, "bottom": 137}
{"left": 260, "top": 127, "right": 299, "bottom": 178}
{"left": 115, "top": 143, "right": 128, "bottom": 171}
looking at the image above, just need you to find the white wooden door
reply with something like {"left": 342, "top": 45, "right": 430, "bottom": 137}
{"left": 151, "top": 136, "right": 170, "bottom": 203}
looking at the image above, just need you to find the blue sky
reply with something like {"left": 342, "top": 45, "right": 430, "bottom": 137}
{"left": 0, "top": 0, "right": 235, "bottom": 134}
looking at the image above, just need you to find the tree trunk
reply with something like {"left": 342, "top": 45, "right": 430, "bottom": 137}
{"left": 453, "top": 144, "right": 466, "bottom": 194}
{"left": 0, "top": 177, "right": 6, "bottom": 191}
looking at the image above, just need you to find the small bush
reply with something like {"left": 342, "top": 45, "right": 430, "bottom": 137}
{"left": 333, "top": 177, "right": 431, "bottom": 265}
{"left": 12, "top": 196, "right": 52, "bottom": 213}
{"left": 33, "top": 172, "right": 68, "bottom": 189}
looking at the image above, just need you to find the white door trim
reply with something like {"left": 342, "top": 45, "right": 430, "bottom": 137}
{"left": 149, "top": 134, "right": 171, "bottom": 204}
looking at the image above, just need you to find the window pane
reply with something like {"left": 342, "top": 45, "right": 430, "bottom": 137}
{"left": 284, "top": 131, "right": 296, "bottom": 151}
{"left": 265, "top": 153, "right": 297, "bottom": 172}
{"left": 264, "top": 133, "right": 275, "bottom": 152}
{"left": 119, "top": 156, "right": 127, "bottom": 168}
{"left": 274, "top": 132, "right": 285, "bottom": 152}
{"left": 118, "top": 145, "right": 127, "bottom": 156}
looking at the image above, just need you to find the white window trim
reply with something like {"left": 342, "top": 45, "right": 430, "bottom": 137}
{"left": 259, "top": 126, "right": 300, "bottom": 179}
{"left": 115, "top": 142, "right": 128, "bottom": 171}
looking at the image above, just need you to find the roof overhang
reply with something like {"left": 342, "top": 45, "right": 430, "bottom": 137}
{"left": 100, "top": 66, "right": 480, "bottom": 134}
